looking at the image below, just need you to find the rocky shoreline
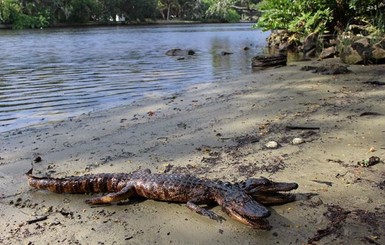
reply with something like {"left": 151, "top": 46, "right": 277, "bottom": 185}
{"left": 267, "top": 27, "right": 385, "bottom": 65}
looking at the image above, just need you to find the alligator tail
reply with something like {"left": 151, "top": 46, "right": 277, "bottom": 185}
{"left": 26, "top": 169, "right": 128, "bottom": 194}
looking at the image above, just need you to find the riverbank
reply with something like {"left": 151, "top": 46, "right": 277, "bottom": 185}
{"left": 1, "top": 58, "right": 385, "bottom": 244}
{"left": 0, "top": 19, "right": 234, "bottom": 30}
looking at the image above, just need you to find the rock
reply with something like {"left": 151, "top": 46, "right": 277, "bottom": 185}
{"left": 302, "top": 32, "right": 318, "bottom": 53}
{"left": 372, "top": 38, "right": 385, "bottom": 61}
{"left": 267, "top": 30, "right": 287, "bottom": 48}
{"left": 340, "top": 45, "right": 364, "bottom": 64}
{"left": 300, "top": 65, "right": 318, "bottom": 71}
{"left": 265, "top": 141, "right": 279, "bottom": 149}
{"left": 292, "top": 138, "right": 304, "bottom": 145}
{"left": 305, "top": 48, "right": 317, "bottom": 58}
{"left": 319, "top": 46, "right": 337, "bottom": 59}
{"left": 267, "top": 30, "right": 300, "bottom": 51}
{"left": 301, "top": 64, "right": 350, "bottom": 75}
{"left": 278, "top": 42, "right": 288, "bottom": 52}
{"left": 252, "top": 54, "right": 287, "bottom": 69}
{"left": 339, "top": 37, "right": 385, "bottom": 64}
{"left": 166, "top": 49, "right": 195, "bottom": 56}
{"left": 350, "top": 38, "right": 372, "bottom": 63}
{"left": 318, "top": 64, "right": 351, "bottom": 75}
{"left": 221, "top": 51, "right": 233, "bottom": 56}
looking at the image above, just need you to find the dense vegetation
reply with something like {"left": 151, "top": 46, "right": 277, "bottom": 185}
{"left": 0, "top": 0, "right": 261, "bottom": 29}
{"left": 255, "top": 0, "right": 385, "bottom": 36}
{"left": 1, "top": 0, "right": 384, "bottom": 37}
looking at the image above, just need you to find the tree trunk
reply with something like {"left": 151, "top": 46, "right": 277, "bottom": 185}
{"left": 167, "top": 4, "right": 171, "bottom": 20}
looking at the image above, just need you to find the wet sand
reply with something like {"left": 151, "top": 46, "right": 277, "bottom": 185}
{"left": 1, "top": 58, "right": 385, "bottom": 244}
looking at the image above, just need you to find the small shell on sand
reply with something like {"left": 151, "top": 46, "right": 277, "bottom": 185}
{"left": 292, "top": 138, "right": 305, "bottom": 145}
{"left": 265, "top": 141, "right": 279, "bottom": 149}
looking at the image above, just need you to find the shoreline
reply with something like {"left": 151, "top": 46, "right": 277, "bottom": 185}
{"left": 0, "top": 20, "right": 254, "bottom": 30}
{"left": 1, "top": 58, "right": 385, "bottom": 244}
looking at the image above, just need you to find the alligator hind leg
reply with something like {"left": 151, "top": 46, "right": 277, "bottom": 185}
{"left": 186, "top": 201, "right": 225, "bottom": 222}
{"left": 85, "top": 184, "right": 135, "bottom": 205}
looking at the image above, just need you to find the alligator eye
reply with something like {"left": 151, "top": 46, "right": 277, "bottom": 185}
{"left": 224, "top": 182, "right": 232, "bottom": 187}
{"left": 260, "top": 177, "right": 271, "bottom": 185}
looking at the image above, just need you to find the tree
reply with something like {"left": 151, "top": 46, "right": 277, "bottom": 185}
{"left": 157, "top": 0, "right": 178, "bottom": 20}
{"left": 203, "top": 0, "right": 260, "bottom": 22}
{"left": 0, "top": 0, "right": 22, "bottom": 24}
{"left": 68, "top": 0, "right": 98, "bottom": 23}
{"left": 121, "top": 0, "right": 157, "bottom": 21}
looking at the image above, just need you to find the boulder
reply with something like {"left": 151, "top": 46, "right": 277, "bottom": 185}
{"left": 340, "top": 37, "right": 373, "bottom": 64}
{"left": 302, "top": 32, "right": 318, "bottom": 53}
{"left": 372, "top": 38, "right": 385, "bottom": 62}
{"left": 305, "top": 48, "right": 317, "bottom": 58}
{"left": 339, "top": 37, "right": 385, "bottom": 64}
{"left": 319, "top": 46, "right": 337, "bottom": 59}
{"left": 340, "top": 45, "right": 364, "bottom": 64}
{"left": 267, "top": 30, "right": 300, "bottom": 51}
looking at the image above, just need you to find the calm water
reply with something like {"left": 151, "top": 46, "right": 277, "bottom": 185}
{"left": 0, "top": 23, "right": 269, "bottom": 132}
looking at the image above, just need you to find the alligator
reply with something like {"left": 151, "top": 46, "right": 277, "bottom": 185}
{"left": 27, "top": 168, "right": 298, "bottom": 229}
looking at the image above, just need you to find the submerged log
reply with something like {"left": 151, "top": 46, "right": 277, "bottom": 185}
{"left": 166, "top": 48, "right": 195, "bottom": 56}
{"left": 251, "top": 54, "right": 287, "bottom": 69}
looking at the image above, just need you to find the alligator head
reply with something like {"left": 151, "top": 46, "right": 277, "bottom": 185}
{"left": 216, "top": 189, "right": 272, "bottom": 230}
{"left": 238, "top": 177, "right": 298, "bottom": 205}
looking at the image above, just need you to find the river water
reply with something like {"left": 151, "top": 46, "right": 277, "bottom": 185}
{"left": 0, "top": 23, "right": 269, "bottom": 132}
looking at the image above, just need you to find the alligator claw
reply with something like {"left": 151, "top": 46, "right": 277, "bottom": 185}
{"left": 186, "top": 201, "right": 225, "bottom": 222}
{"left": 204, "top": 210, "right": 226, "bottom": 223}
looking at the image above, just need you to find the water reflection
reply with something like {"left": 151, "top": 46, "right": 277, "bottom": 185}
{"left": 0, "top": 23, "right": 269, "bottom": 132}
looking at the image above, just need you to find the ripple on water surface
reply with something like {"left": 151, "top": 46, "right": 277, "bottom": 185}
{"left": 0, "top": 23, "right": 269, "bottom": 132}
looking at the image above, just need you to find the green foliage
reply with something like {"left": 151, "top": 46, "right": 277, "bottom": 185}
{"left": 0, "top": 0, "right": 22, "bottom": 24}
{"left": 68, "top": 0, "right": 98, "bottom": 23}
{"left": 205, "top": 0, "right": 251, "bottom": 22}
{"left": 122, "top": 0, "right": 158, "bottom": 21}
{"left": 225, "top": 8, "right": 240, "bottom": 22}
{"left": 255, "top": 0, "right": 333, "bottom": 35}
{"left": 0, "top": 0, "right": 50, "bottom": 28}
{"left": 255, "top": 0, "right": 385, "bottom": 36}
{"left": 0, "top": 0, "right": 260, "bottom": 28}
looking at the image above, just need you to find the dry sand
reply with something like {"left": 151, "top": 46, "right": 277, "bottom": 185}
{"left": 1, "top": 58, "right": 385, "bottom": 244}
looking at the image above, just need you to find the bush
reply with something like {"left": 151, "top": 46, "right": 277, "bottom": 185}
{"left": 224, "top": 9, "right": 241, "bottom": 22}
{"left": 12, "top": 13, "right": 49, "bottom": 29}
{"left": 0, "top": 0, "right": 22, "bottom": 24}
{"left": 255, "top": 0, "right": 385, "bottom": 36}
{"left": 255, "top": 0, "right": 333, "bottom": 35}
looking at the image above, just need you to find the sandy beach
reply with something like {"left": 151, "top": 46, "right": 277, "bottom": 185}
{"left": 1, "top": 58, "right": 385, "bottom": 244}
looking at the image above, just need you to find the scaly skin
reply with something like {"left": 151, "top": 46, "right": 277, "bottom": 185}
{"left": 27, "top": 169, "right": 298, "bottom": 229}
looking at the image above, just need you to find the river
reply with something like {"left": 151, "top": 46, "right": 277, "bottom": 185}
{"left": 0, "top": 23, "right": 269, "bottom": 133}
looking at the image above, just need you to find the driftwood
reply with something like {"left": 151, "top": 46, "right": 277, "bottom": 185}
{"left": 286, "top": 125, "right": 320, "bottom": 130}
{"left": 252, "top": 54, "right": 287, "bottom": 69}
{"left": 362, "top": 80, "right": 385, "bottom": 86}
{"left": 26, "top": 215, "right": 48, "bottom": 225}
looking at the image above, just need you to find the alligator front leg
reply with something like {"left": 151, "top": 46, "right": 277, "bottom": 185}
{"left": 186, "top": 201, "right": 225, "bottom": 222}
{"left": 85, "top": 184, "right": 135, "bottom": 205}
